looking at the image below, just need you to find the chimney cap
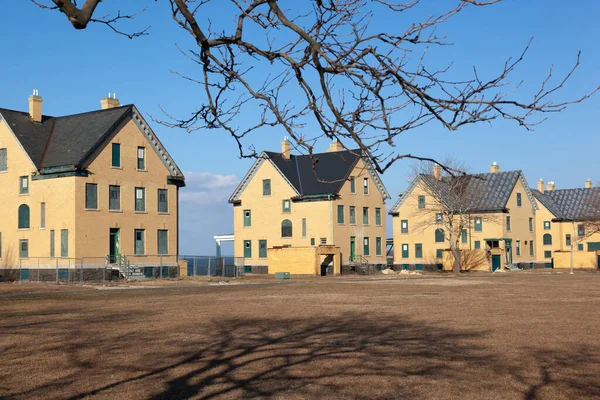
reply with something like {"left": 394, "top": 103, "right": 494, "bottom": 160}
{"left": 492, "top": 161, "right": 497, "bottom": 166}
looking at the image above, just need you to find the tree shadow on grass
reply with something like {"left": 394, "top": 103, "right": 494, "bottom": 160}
{"left": 3, "top": 310, "right": 600, "bottom": 399}
{"left": 64, "top": 313, "right": 496, "bottom": 399}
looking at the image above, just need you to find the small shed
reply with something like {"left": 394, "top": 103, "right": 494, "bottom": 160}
{"left": 268, "top": 245, "right": 341, "bottom": 276}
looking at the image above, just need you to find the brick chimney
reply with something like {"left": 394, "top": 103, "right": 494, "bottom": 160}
{"left": 537, "top": 179, "right": 544, "bottom": 193}
{"left": 433, "top": 164, "right": 442, "bottom": 180}
{"left": 281, "top": 137, "right": 291, "bottom": 160}
{"left": 327, "top": 140, "right": 344, "bottom": 152}
{"left": 28, "top": 90, "right": 42, "bottom": 123}
{"left": 490, "top": 162, "right": 499, "bottom": 173}
{"left": 547, "top": 181, "right": 555, "bottom": 192}
{"left": 100, "top": 93, "right": 120, "bottom": 110}
{"left": 585, "top": 179, "right": 593, "bottom": 189}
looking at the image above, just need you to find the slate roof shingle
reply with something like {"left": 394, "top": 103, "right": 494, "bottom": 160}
{"left": 531, "top": 187, "right": 600, "bottom": 221}
{"left": 0, "top": 105, "right": 132, "bottom": 170}
{"left": 265, "top": 149, "right": 365, "bottom": 197}
{"left": 390, "top": 170, "right": 523, "bottom": 214}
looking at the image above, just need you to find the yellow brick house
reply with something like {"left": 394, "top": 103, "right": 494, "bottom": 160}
{"left": 0, "top": 92, "right": 185, "bottom": 280}
{"left": 229, "top": 139, "right": 390, "bottom": 274}
{"left": 389, "top": 163, "right": 538, "bottom": 272}
{"left": 531, "top": 179, "right": 600, "bottom": 269}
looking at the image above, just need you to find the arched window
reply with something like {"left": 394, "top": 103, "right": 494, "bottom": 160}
{"left": 281, "top": 219, "right": 292, "bottom": 237}
{"left": 435, "top": 228, "right": 445, "bottom": 243}
{"left": 18, "top": 204, "right": 30, "bottom": 229}
{"left": 543, "top": 233, "right": 552, "bottom": 246}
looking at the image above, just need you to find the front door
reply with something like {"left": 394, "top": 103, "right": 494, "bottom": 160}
{"left": 109, "top": 228, "right": 120, "bottom": 263}
{"left": 350, "top": 237, "right": 355, "bottom": 261}
{"left": 492, "top": 254, "right": 501, "bottom": 272}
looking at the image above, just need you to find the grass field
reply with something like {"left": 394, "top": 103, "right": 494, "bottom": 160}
{"left": 1, "top": 272, "right": 600, "bottom": 399}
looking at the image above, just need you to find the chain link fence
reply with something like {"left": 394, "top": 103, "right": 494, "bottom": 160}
{"left": 9, "top": 254, "right": 180, "bottom": 284}
{"left": 180, "top": 256, "right": 245, "bottom": 278}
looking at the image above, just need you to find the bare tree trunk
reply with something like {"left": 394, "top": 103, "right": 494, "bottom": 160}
{"left": 451, "top": 245, "right": 461, "bottom": 274}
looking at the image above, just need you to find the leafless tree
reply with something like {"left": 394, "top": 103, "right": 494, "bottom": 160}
{"left": 410, "top": 160, "right": 497, "bottom": 273}
{"left": 30, "top": 0, "right": 598, "bottom": 174}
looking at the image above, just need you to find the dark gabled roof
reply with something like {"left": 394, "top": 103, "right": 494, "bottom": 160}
{"left": 0, "top": 105, "right": 132, "bottom": 170}
{"left": 390, "top": 170, "right": 525, "bottom": 215}
{"left": 531, "top": 187, "right": 600, "bottom": 221}
{"left": 229, "top": 148, "right": 390, "bottom": 203}
{"left": 424, "top": 170, "right": 521, "bottom": 211}
{"left": 264, "top": 149, "right": 362, "bottom": 197}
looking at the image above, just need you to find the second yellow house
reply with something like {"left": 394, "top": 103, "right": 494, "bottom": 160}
{"left": 229, "top": 139, "right": 390, "bottom": 274}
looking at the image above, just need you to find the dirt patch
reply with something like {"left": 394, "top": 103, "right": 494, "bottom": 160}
{"left": 1, "top": 274, "right": 599, "bottom": 399}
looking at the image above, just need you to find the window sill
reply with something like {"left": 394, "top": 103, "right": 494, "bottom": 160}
{"left": 111, "top": 166, "right": 123, "bottom": 170}
{"left": 85, "top": 208, "right": 100, "bottom": 212}
{"left": 364, "top": 224, "right": 370, "bottom": 227}
{"left": 18, "top": 228, "right": 30, "bottom": 231}
{"left": 282, "top": 211, "right": 291, "bottom": 214}
{"left": 137, "top": 169, "right": 148, "bottom": 172}
{"left": 39, "top": 228, "right": 45, "bottom": 231}
{"left": 132, "top": 254, "right": 147, "bottom": 257}
{"left": 109, "top": 210, "right": 123, "bottom": 213}
{"left": 19, "top": 193, "right": 29, "bottom": 196}
{"left": 135, "top": 211, "right": 148, "bottom": 214}
{"left": 157, "top": 212, "right": 170, "bottom": 215}
{"left": 0, "top": 171, "right": 6, "bottom": 174}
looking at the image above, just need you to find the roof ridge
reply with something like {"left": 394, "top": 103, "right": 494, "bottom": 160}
{"left": 0, "top": 104, "right": 133, "bottom": 120}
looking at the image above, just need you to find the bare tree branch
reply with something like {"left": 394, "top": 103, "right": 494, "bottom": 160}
{"left": 29, "top": 0, "right": 599, "bottom": 174}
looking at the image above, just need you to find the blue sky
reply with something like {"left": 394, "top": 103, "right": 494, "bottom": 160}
{"left": 1, "top": 1, "right": 598, "bottom": 255}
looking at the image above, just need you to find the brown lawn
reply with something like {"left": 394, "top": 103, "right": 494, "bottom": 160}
{"left": 1, "top": 272, "right": 600, "bottom": 399}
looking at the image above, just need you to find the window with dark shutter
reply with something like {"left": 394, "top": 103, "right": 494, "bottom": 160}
{"left": 0, "top": 148, "right": 6, "bottom": 172}
{"left": 50, "top": 230, "right": 55, "bottom": 258}
{"left": 60, "top": 229, "right": 69, "bottom": 258}
{"left": 435, "top": 228, "right": 445, "bottom": 243}
{"left": 137, "top": 147, "right": 146, "bottom": 170}
{"left": 109, "top": 185, "right": 120, "bottom": 210}
{"left": 337, "top": 205, "right": 344, "bottom": 224}
{"left": 86, "top": 183, "right": 98, "bottom": 209}
{"left": 158, "top": 189, "right": 168, "bottom": 213}
{"left": 262, "top": 179, "right": 271, "bottom": 196}
{"left": 134, "top": 229, "right": 145, "bottom": 255}
{"left": 259, "top": 240, "right": 267, "bottom": 258}
{"left": 60, "top": 229, "right": 68, "bottom": 257}
{"left": 135, "top": 187, "right": 146, "bottom": 212}
{"left": 281, "top": 220, "right": 292, "bottom": 237}
{"left": 158, "top": 230, "right": 168, "bottom": 255}
{"left": 40, "top": 202, "right": 45, "bottom": 229}
{"left": 19, "top": 239, "right": 28, "bottom": 258}
{"left": 18, "top": 204, "right": 30, "bottom": 229}
{"left": 415, "top": 243, "right": 423, "bottom": 258}
{"left": 112, "top": 143, "right": 121, "bottom": 167}
{"left": 20, "top": 176, "right": 29, "bottom": 195}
